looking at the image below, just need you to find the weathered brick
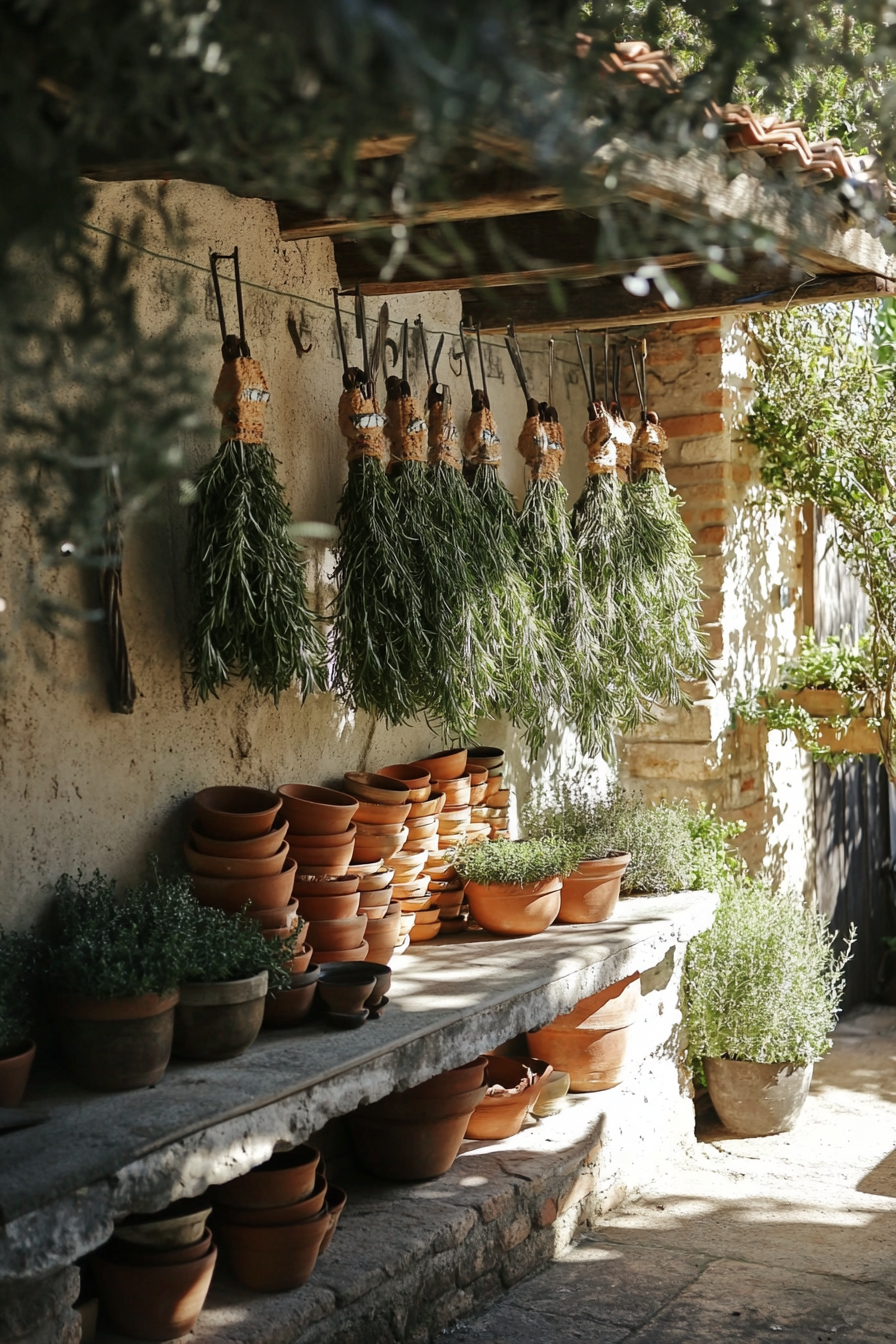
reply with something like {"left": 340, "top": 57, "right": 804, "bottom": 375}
{"left": 497, "top": 1212, "right": 531, "bottom": 1252}
{"left": 479, "top": 1189, "right": 515, "bottom": 1223}
{"left": 731, "top": 461, "right": 752, "bottom": 483}
{"left": 647, "top": 347, "right": 685, "bottom": 365}
{"left": 700, "top": 388, "right": 725, "bottom": 406}
{"left": 703, "top": 622, "right": 724, "bottom": 659}
{"left": 695, "top": 335, "right": 723, "bottom": 355}
{"left": 666, "top": 462, "right": 731, "bottom": 487}
{"left": 701, "top": 592, "right": 723, "bottom": 623}
{"left": 697, "top": 523, "right": 727, "bottom": 549}
{"left": 535, "top": 1196, "right": 558, "bottom": 1227}
{"left": 454, "top": 1226, "right": 500, "bottom": 1288}
{"left": 621, "top": 739, "right": 726, "bottom": 781}
{"left": 680, "top": 434, "right": 731, "bottom": 464}
{"left": 558, "top": 1171, "right": 594, "bottom": 1214}
{"left": 499, "top": 1225, "right": 557, "bottom": 1287}
{"left": 662, "top": 412, "right": 726, "bottom": 440}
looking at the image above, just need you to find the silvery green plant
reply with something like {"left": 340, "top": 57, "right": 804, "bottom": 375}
{"left": 455, "top": 837, "right": 580, "bottom": 887}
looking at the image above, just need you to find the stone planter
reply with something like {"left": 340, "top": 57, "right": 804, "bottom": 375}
{"left": 704, "top": 1057, "right": 814, "bottom": 1136}
{"left": 0, "top": 1039, "right": 36, "bottom": 1107}
{"left": 557, "top": 852, "right": 631, "bottom": 924}
{"left": 173, "top": 972, "right": 268, "bottom": 1061}
{"left": 54, "top": 992, "right": 178, "bottom": 1091}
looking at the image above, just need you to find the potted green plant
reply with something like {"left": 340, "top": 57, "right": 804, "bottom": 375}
{"left": 47, "top": 866, "right": 195, "bottom": 1091}
{"left": 685, "top": 878, "right": 853, "bottom": 1136}
{"left": 454, "top": 838, "right": 578, "bottom": 936}
{"left": 0, "top": 929, "right": 43, "bottom": 1106}
{"left": 175, "top": 905, "right": 301, "bottom": 1060}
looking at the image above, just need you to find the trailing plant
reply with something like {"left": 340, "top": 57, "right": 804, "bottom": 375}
{"left": 47, "top": 864, "right": 198, "bottom": 1000}
{"left": 775, "top": 628, "right": 880, "bottom": 696}
{"left": 686, "top": 879, "right": 854, "bottom": 1066}
{"left": 0, "top": 929, "right": 44, "bottom": 1053}
{"left": 179, "top": 905, "right": 299, "bottom": 991}
{"left": 455, "top": 837, "right": 580, "bottom": 887}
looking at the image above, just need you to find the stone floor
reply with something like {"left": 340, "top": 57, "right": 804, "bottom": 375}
{"left": 444, "top": 1004, "right": 896, "bottom": 1343}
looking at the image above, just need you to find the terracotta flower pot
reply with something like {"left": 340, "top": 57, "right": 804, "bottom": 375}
{"left": 410, "top": 748, "right": 468, "bottom": 780}
{"left": 319, "top": 1185, "right": 347, "bottom": 1253}
{"left": 193, "top": 787, "right": 281, "bottom": 841}
{"left": 217, "top": 1208, "right": 329, "bottom": 1292}
{"left": 530, "top": 1068, "right": 571, "bottom": 1116}
{"left": 704, "top": 1057, "right": 814, "bottom": 1136}
{"left": 192, "top": 860, "right": 298, "bottom": 914}
{"left": 433, "top": 775, "right": 472, "bottom": 807}
{"left": 101, "top": 1228, "right": 213, "bottom": 1268}
{"left": 92, "top": 1245, "right": 216, "bottom": 1339}
{"left": 409, "top": 921, "right": 440, "bottom": 942}
{"left": 286, "top": 825, "right": 357, "bottom": 850}
{"left": 526, "top": 1019, "right": 634, "bottom": 1092}
{"left": 304, "top": 913, "right": 368, "bottom": 952}
{"left": 216, "top": 1171, "right": 328, "bottom": 1226}
{"left": 557, "top": 853, "right": 631, "bottom": 925}
{"left": 469, "top": 782, "right": 489, "bottom": 805}
{"left": 483, "top": 775, "right": 503, "bottom": 798}
{"left": 277, "top": 784, "right": 358, "bottom": 836}
{"left": 364, "top": 919, "right": 401, "bottom": 962}
{"left": 214, "top": 1143, "right": 320, "bottom": 1209}
{"left": 113, "top": 1199, "right": 212, "bottom": 1250}
{"left": 358, "top": 867, "right": 394, "bottom": 891}
{"left": 349, "top": 1090, "right": 486, "bottom": 1180}
{"left": 290, "top": 944, "right": 314, "bottom": 975}
{"left": 407, "top": 793, "right": 445, "bottom": 818}
{"left": 293, "top": 873, "right": 360, "bottom": 897}
{"left": 343, "top": 772, "right": 410, "bottom": 806}
{"left": 405, "top": 818, "right": 439, "bottom": 840}
{"left": 189, "top": 818, "right": 288, "bottom": 860}
{"left": 173, "top": 972, "right": 268, "bottom": 1061}
{"left": 262, "top": 967, "right": 320, "bottom": 1027}
{"left": 464, "top": 878, "right": 561, "bottom": 937}
{"left": 317, "top": 940, "right": 369, "bottom": 963}
{"left": 398, "top": 1058, "right": 487, "bottom": 1101}
{"left": 0, "top": 1040, "right": 35, "bottom": 1107}
{"left": 353, "top": 800, "right": 413, "bottom": 826}
{"left": 358, "top": 888, "right": 394, "bottom": 917}
{"left": 466, "top": 746, "right": 504, "bottom": 770}
{"left": 398, "top": 894, "right": 432, "bottom": 914}
{"left": 391, "top": 851, "right": 427, "bottom": 879}
{"left": 360, "top": 963, "right": 391, "bottom": 1009}
{"left": 54, "top": 993, "right": 178, "bottom": 1091}
{"left": 352, "top": 829, "right": 408, "bottom": 863}
{"left": 288, "top": 837, "right": 355, "bottom": 874}
{"left": 355, "top": 819, "right": 407, "bottom": 836}
{"left": 296, "top": 891, "right": 361, "bottom": 922}
{"left": 550, "top": 975, "right": 642, "bottom": 1031}
{"left": 183, "top": 840, "right": 288, "bottom": 879}
{"left": 394, "top": 875, "right": 430, "bottom": 900}
{"left": 248, "top": 897, "right": 299, "bottom": 930}
{"left": 376, "top": 764, "right": 431, "bottom": 798}
{"left": 465, "top": 1057, "right": 550, "bottom": 1140}
{"left": 317, "top": 964, "right": 378, "bottom": 1013}
{"left": 345, "top": 860, "right": 383, "bottom": 877}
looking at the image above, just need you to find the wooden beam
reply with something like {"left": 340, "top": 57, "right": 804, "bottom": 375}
{"left": 462, "top": 266, "right": 896, "bottom": 334}
{"left": 276, "top": 186, "right": 567, "bottom": 240}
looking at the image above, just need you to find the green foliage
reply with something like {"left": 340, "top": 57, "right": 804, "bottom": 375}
{"left": 186, "top": 438, "right": 327, "bottom": 703}
{"left": 455, "top": 837, "right": 580, "bottom": 887}
{"left": 685, "top": 880, "right": 854, "bottom": 1066}
{"left": 777, "top": 628, "right": 880, "bottom": 696}
{"left": 0, "top": 930, "right": 44, "bottom": 1052}
{"left": 179, "top": 904, "right": 298, "bottom": 990}
{"left": 47, "top": 865, "right": 198, "bottom": 999}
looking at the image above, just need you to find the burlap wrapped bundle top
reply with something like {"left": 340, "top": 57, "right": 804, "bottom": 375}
{"left": 213, "top": 357, "right": 270, "bottom": 444}
{"left": 462, "top": 389, "right": 501, "bottom": 468}
{"left": 632, "top": 412, "right": 668, "bottom": 476}
{"left": 427, "top": 387, "right": 463, "bottom": 469}
{"left": 582, "top": 402, "right": 617, "bottom": 475}
{"left": 338, "top": 371, "right": 386, "bottom": 463}
{"left": 611, "top": 407, "right": 636, "bottom": 483}
{"left": 384, "top": 375, "right": 427, "bottom": 466}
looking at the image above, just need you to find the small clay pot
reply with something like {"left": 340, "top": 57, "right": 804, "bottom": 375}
{"left": 464, "top": 878, "right": 561, "bottom": 937}
{"left": 352, "top": 829, "right": 408, "bottom": 863}
{"left": 465, "top": 1056, "right": 553, "bottom": 1140}
{"left": 364, "top": 921, "right": 400, "bottom": 963}
{"left": 349, "top": 1092, "right": 486, "bottom": 1180}
{"left": 376, "top": 764, "right": 431, "bottom": 798}
{"left": 409, "top": 921, "right": 440, "bottom": 942}
{"left": 466, "top": 746, "right": 504, "bottom": 769}
{"left": 410, "top": 748, "right": 468, "bottom": 780}
{"left": 433, "top": 775, "right": 471, "bottom": 806}
{"left": 319, "top": 1184, "right": 347, "bottom": 1253}
{"left": 193, "top": 787, "right": 281, "bottom": 841}
{"left": 286, "top": 824, "right": 357, "bottom": 850}
{"left": 262, "top": 967, "right": 320, "bottom": 1028}
{"left": 93, "top": 1245, "right": 216, "bottom": 1338}
{"left": 405, "top": 817, "right": 439, "bottom": 838}
{"left": 317, "top": 940, "right": 369, "bottom": 963}
{"left": 290, "top": 944, "right": 314, "bottom": 975}
{"left": 558, "top": 853, "right": 631, "bottom": 925}
{"left": 183, "top": 840, "right": 288, "bottom": 879}
{"left": 345, "top": 860, "right": 383, "bottom": 877}
{"left": 277, "top": 784, "right": 358, "bottom": 836}
{"left": 217, "top": 1208, "right": 329, "bottom": 1292}
{"left": 407, "top": 793, "right": 445, "bottom": 818}
{"left": 440, "top": 803, "right": 472, "bottom": 825}
{"left": 358, "top": 867, "right": 394, "bottom": 891}
{"left": 0, "top": 1040, "right": 35, "bottom": 1107}
{"left": 483, "top": 774, "right": 503, "bottom": 798}
{"left": 189, "top": 818, "right": 288, "bottom": 860}
{"left": 288, "top": 837, "right": 355, "bottom": 874}
{"left": 296, "top": 891, "right": 361, "bottom": 922}
{"left": 101, "top": 1228, "right": 213, "bottom": 1268}
{"left": 530, "top": 1068, "right": 571, "bottom": 1116}
{"left": 113, "top": 1199, "right": 212, "bottom": 1250}
{"left": 54, "top": 993, "right": 178, "bottom": 1091}
{"left": 173, "top": 972, "right": 268, "bottom": 1061}
{"left": 317, "top": 964, "right": 378, "bottom": 1013}
{"left": 391, "top": 851, "right": 427, "bottom": 879}
{"left": 304, "top": 913, "right": 368, "bottom": 952}
{"left": 248, "top": 897, "right": 299, "bottom": 929}
{"left": 216, "top": 1171, "right": 328, "bottom": 1226}
{"left": 192, "top": 860, "right": 298, "bottom": 914}
{"left": 469, "top": 782, "right": 489, "bottom": 805}
{"left": 353, "top": 800, "right": 412, "bottom": 826}
{"left": 214, "top": 1143, "right": 320, "bottom": 1209}
{"left": 394, "top": 875, "right": 430, "bottom": 900}
{"left": 293, "top": 874, "right": 360, "bottom": 897}
{"left": 358, "top": 888, "right": 394, "bottom": 918}
{"left": 361, "top": 963, "right": 392, "bottom": 1009}
{"left": 343, "top": 772, "right": 410, "bottom": 806}
{"left": 355, "top": 819, "right": 407, "bottom": 836}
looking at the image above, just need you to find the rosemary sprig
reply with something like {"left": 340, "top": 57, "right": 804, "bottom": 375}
{"left": 186, "top": 439, "right": 326, "bottom": 703}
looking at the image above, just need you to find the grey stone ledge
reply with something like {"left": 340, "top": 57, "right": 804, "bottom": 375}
{"left": 0, "top": 890, "right": 715, "bottom": 1277}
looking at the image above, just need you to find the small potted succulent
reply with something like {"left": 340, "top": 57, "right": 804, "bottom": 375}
{"left": 0, "top": 928, "right": 42, "bottom": 1106}
{"left": 175, "top": 905, "right": 301, "bottom": 1060}
{"left": 686, "top": 878, "right": 854, "bottom": 1136}
{"left": 454, "top": 838, "right": 578, "bottom": 936}
{"left": 47, "top": 866, "right": 194, "bottom": 1091}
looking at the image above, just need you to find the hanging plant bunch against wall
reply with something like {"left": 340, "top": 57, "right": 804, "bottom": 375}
{"left": 186, "top": 250, "right": 326, "bottom": 704}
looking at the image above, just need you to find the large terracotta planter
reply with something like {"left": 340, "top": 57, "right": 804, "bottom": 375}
{"left": 214, "top": 1143, "right": 320, "bottom": 1209}
{"left": 465, "top": 877, "right": 561, "bottom": 937}
{"left": 349, "top": 1082, "right": 487, "bottom": 1180}
{"left": 704, "top": 1057, "right": 814, "bottom": 1136}
{"left": 193, "top": 787, "right": 282, "bottom": 840}
{"left": 92, "top": 1244, "right": 216, "bottom": 1339}
{"left": 218, "top": 1207, "right": 329, "bottom": 1292}
{"left": 55, "top": 992, "right": 178, "bottom": 1091}
{"left": 410, "top": 748, "right": 468, "bottom": 779}
{"left": 527, "top": 1018, "right": 634, "bottom": 1092}
{"left": 189, "top": 818, "right": 288, "bottom": 860}
{"left": 263, "top": 966, "right": 320, "bottom": 1027}
{"left": 0, "top": 1040, "right": 35, "bottom": 1107}
{"left": 558, "top": 853, "right": 631, "bottom": 924}
{"left": 550, "top": 975, "right": 642, "bottom": 1031}
{"left": 277, "top": 784, "right": 358, "bottom": 835}
{"left": 191, "top": 859, "right": 297, "bottom": 913}
{"left": 173, "top": 973, "right": 268, "bottom": 1061}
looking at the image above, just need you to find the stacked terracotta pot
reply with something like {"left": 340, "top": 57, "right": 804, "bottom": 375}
{"left": 465, "top": 1055, "right": 554, "bottom": 1140}
{"left": 279, "top": 784, "right": 370, "bottom": 965}
{"left": 526, "top": 974, "right": 642, "bottom": 1092}
{"left": 186, "top": 787, "right": 300, "bottom": 949}
{"left": 212, "top": 1144, "right": 345, "bottom": 1292}
{"left": 468, "top": 747, "right": 511, "bottom": 839}
{"left": 92, "top": 1200, "right": 216, "bottom": 1339}
{"left": 365, "top": 764, "right": 435, "bottom": 949}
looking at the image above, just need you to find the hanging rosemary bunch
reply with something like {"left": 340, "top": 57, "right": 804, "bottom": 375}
{"left": 187, "top": 352, "right": 326, "bottom": 704}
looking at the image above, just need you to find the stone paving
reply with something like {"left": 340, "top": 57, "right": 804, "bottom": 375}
{"left": 444, "top": 1004, "right": 896, "bottom": 1343}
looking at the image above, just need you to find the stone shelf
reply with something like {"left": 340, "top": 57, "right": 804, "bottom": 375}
{"left": 0, "top": 890, "right": 715, "bottom": 1279}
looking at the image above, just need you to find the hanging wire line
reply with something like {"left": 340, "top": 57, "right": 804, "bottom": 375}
{"left": 81, "top": 220, "right": 596, "bottom": 368}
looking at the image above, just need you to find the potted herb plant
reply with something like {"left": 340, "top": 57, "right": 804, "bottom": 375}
{"left": 0, "top": 929, "right": 42, "bottom": 1106}
{"left": 455, "top": 838, "right": 578, "bottom": 936}
{"left": 175, "top": 905, "right": 301, "bottom": 1060}
{"left": 686, "top": 878, "right": 853, "bottom": 1136}
{"left": 47, "top": 866, "right": 194, "bottom": 1091}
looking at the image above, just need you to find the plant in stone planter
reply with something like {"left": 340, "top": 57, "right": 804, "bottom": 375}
{"left": 0, "top": 929, "right": 43, "bottom": 1106}
{"left": 47, "top": 865, "right": 196, "bottom": 1091}
{"left": 455, "top": 838, "right": 578, "bottom": 936}
{"left": 175, "top": 905, "right": 300, "bottom": 1061}
{"left": 685, "top": 878, "right": 854, "bottom": 1136}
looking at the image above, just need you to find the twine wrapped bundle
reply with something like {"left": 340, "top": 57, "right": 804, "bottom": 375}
{"left": 187, "top": 356, "right": 326, "bottom": 703}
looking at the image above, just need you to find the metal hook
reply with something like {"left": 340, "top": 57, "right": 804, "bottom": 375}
{"left": 458, "top": 320, "right": 476, "bottom": 397}
{"left": 415, "top": 315, "right": 431, "bottom": 384}
{"left": 548, "top": 337, "right": 555, "bottom": 410}
{"left": 573, "top": 329, "right": 590, "bottom": 407}
{"left": 604, "top": 332, "right": 610, "bottom": 408}
{"left": 210, "top": 248, "right": 250, "bottom": 360}
{"left": 401, "top": 319, "right": 409, "bottom": 385}
{"left": 287, "top": 312, "right": 313, "bottom": 358}
{"left": 332, "top": 287, "right": 349, "bottom": 378}
{"left": 588, "top": 345, "right": 596, "bottom": 405}
{"left": 475, "top": 322, "right": 488, "bottom": 393}
{"left": 432, "top": 333, "right": 445, "bottom": 385}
